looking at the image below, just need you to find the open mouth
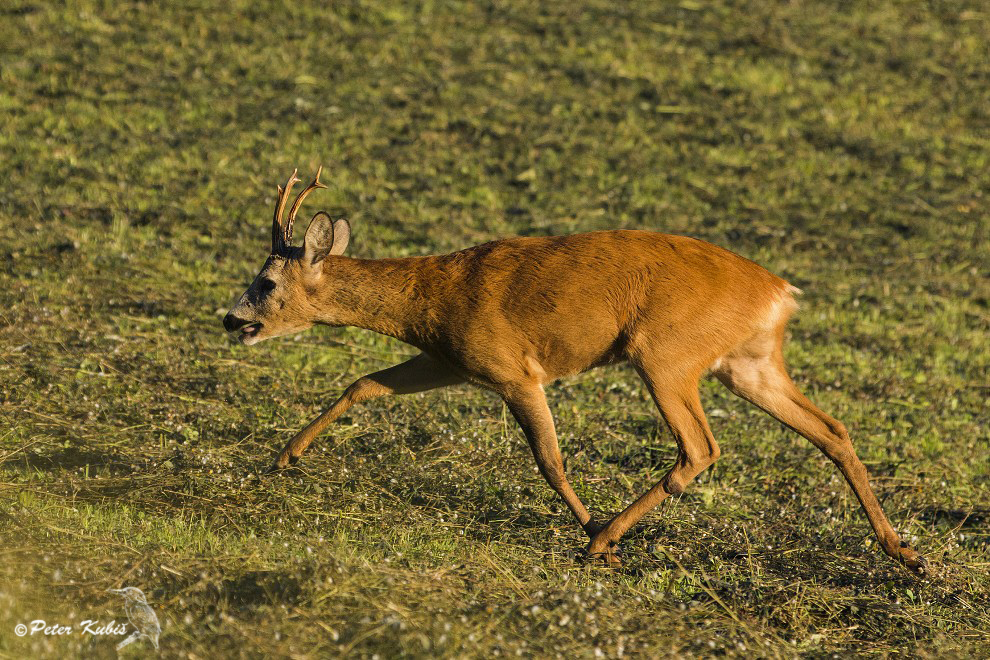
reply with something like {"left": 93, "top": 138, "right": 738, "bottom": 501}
{"left": 240, "top": 322, "right": 263, "bottom": 339}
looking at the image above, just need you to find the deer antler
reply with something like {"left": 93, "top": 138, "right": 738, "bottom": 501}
{"left": 272, "top": 169, "right": 301, "bottom": 255}
{"left": 284, "top": 165, "right": 328, "bottom": 248}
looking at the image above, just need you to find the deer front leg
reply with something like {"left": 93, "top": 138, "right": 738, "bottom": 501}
{"left": 502, "top": 385, "right": 600, "bottom": 539}
{"left": 271, "top": 353, "right": 463, "bottom": 470}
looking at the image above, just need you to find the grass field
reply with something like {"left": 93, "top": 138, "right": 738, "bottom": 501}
{"left": 1, "top": 0, "right": 988, "bottom": 657}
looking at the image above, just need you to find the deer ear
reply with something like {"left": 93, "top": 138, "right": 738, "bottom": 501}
{"left": 303, "top": 213, "right": 350, "bottom": 266}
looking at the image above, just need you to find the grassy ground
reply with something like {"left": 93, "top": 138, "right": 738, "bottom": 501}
{"left": 1, "top": 0, "right": 988, "bottom": 657}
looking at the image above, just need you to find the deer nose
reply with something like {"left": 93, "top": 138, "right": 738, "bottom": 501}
{"left": 223, "top": 313, "right": 250, "bottom": 332}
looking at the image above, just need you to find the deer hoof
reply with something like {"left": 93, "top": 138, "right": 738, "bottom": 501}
{"left": 902, "top": 551, "right": 929, "bottom": 577}
{"left": 268, "top": 454, "right": 299, "bottom": 473}
{"left": 583, "top": 544, "right": 622, "bottom": 567}
{"left": 894, "top": 541, "right": 929, "bottom": 577}
{"left": 589, "top": 550, "right": 622, "bottom": 567}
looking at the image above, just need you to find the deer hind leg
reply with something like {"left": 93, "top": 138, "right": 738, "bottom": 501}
{"left": 713, "top": 333, "right": 927, "bottom": 576}
{"left": 586, "top": 366, "right": 720, "bottom": 564}
{"left": 272, "top": 353, "right": 463, "bottom": 470}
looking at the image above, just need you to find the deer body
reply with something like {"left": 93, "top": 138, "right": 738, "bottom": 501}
{"left": 224, "top": 168, "right": 927, "bottom": 575}
{"left": 305, "top": 231, "right": 789, "bottom": 387}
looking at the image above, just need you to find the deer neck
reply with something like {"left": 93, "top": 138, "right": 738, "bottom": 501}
{"left": 312, "top": 256, "right": 440, "bottom": 346}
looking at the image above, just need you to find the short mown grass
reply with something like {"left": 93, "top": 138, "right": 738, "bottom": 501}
{"left": 1, "top": 0, "right": 988, "bottom": 657}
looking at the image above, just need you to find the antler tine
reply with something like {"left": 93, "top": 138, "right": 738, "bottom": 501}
{"left": 284, "top": 165, "right": 328, "bottom": 246}
{"left": 272, "top": 169, "right": 301, "bottom": 254}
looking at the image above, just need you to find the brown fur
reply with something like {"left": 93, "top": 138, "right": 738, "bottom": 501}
{"left": 224, "top": 174, "right": 927, "bottom": 575}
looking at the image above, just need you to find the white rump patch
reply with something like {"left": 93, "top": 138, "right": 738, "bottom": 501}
{"left": 760, "top": 284, "right": 800, "bottom": 331}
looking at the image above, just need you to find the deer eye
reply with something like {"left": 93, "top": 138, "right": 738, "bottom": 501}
{"left": 258, "top": 278, "right": 277, "bottom": 294}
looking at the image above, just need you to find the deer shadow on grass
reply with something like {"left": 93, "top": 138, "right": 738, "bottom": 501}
{"left": 2, "top": 444, "right": 133, "bottom": 476}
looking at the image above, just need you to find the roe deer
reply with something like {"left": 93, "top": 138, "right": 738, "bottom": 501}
{"left": 223, "top": 166, "right": 927, "bottom": 575}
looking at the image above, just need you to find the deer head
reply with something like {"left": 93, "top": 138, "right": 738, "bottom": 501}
{"left": 223, "top": 167, "right": 351, "bottom": 345}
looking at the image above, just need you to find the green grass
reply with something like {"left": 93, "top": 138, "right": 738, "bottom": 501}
{"left": 1, "top": 0, "right": 988, "bottom": 656}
